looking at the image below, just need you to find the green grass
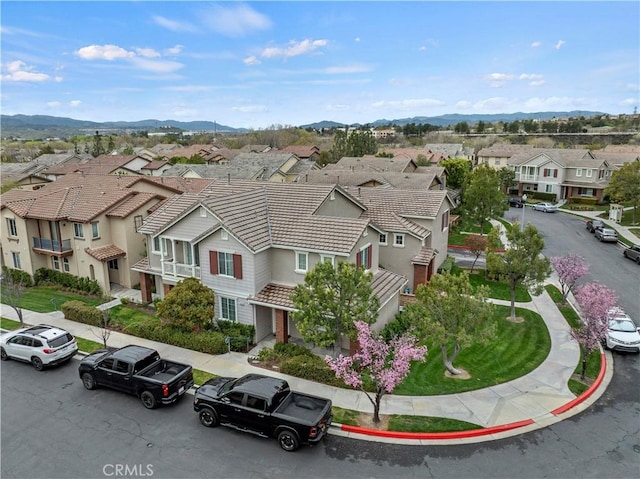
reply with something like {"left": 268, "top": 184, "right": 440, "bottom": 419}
{"left": 467, "top": 273, "right": 532, "bottom": 302}
{"left": 394, "top": 305, "right": 550, "bottom": 395}
{"left": 193, "top": 369, "right": 216, "bottom": 386}
{"left": 388, "top": 415, "right": 482, "bottom": 433}
{"left": 332, "top": 406, "right": 360, "bottom": 426}
{"left": 448, "top": 218, "right": 493, "bottom": 246}
{"left": 1, "top": 317, "right": 23, "bottom": 330}
{"left": 77, "top": 337, "right": 104, "bottom": 353}
{"left": 107, "top": 304, "right": 158, "bottom": 330}
{"left": 1, "top": 286, "right": 105, "bottom": 313}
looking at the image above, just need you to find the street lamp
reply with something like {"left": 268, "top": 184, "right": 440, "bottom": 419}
{"left": 521, "top": 194, "right": 528, "bottom": 231}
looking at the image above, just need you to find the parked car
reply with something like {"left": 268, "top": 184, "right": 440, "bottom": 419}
{"left": 0, "top": 324, "right": 78, "bottom": 370}
{"left": 508, "top": 197, "right": 525, "bottom": 208}
{"left": 531, "top": 202, "right": 557, "bottom": 213}
{"left": 586, "top": 219, "right": 606, "bottom": 233}
{"left": 623, "top": 245, "right": 640, "bottom": 264}
{"left": 594, "top": 228, "right": 618, "bottom": 243}
{"left": 194, "top": 373, "right": 333, "bottom": 452}
{"left": 604, "top": 308, "right": 640, "bottom": 353}
{"left": 78, "top": 345, "right": 194, "bottom": 409}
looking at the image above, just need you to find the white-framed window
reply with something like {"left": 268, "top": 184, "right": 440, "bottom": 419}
{"left": 7, "top": 218, "right": 18, "bottom": 237}
{"left": 152, "top": 236, "right": 161, "bottom": 253}
{"left": 220, "top": 297, "right": 237, "bottom": 322}
{"left": 330, "top": 191, "right": 335, "bottom": 201}
{"left": 576, "top": 168, "right": 582, "bottom": 177}
{"left": 379, "top": 233, "right": 387, "bottom": 245}
{"left": 91, "top": 222, "right": 99, "bottom": 239}
{"left": 108, "top": 259, "right": 119, "bottom": 270}
{"left": 495, "top": 159, "right": 501, "bottom": 166}
{"left": 295, "top": 251, "right": 308, "bottom": 273}
{"left": 320, "top": 255, "right": 335, "bottom": 267}
{"left": 134, "top": 215, "right": 143, "bottom": 232}
{"left": 62, "top": 257, "right": 70, "bottom": 272}
{"left": 73, "top": 223, "right": 84, "bottom": 238}
{"left": 545, "top": 184, "right": 553, "bottom": 193}
{"left": 393, "top": 234, "right": 405, "bottom": 247}
{"left": 359, "top": 247, "right": 371, "bottom": 270}
{"left": 200, "top": 206, "right": 207, "bottom": 217}
{"left": 221, "top": 230, "right": 228, "bottom": 240}
{"left": 441, "top": 210, "right": 450, "bottom": 232}
{"left": 12, "top": 252, "right": 21, "bottom": 269}
{"left": 218, "top": 252, "right": 234, "bottom": 276}
{"left": 52, "top": 256, "right": 60, "bottom": 270}
{"left": 586, "top": 169, "right": 593, "bottom": 177}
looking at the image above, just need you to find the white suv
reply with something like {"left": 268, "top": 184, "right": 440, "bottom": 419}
{"left": 604, "top": 308, "right": 640, "bottom": 353}
{"left": 0, "top": 324, "right": 78, "bottom": 370}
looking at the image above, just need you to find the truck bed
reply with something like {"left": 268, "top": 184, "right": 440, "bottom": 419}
{"left": 274, "top": 392, "right": 331, "bottom": 424}
{"left": 138, "top": 360, "right": 190, "bottom": 383}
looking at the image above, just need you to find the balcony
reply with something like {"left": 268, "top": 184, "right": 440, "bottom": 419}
{"left": 162, "top": 260, "right": 201, "bottom": 279}
{"left": 515, "top": 173, "right": 539, "bottom": 182}
{"left": 32, "top": 237, "right": 73, "bottom": 255}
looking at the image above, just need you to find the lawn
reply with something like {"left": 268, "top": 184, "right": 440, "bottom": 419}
{"left": 467, "top": 272, "right": 532, "bottom": 302}
{"left": 1, "top": 286, "right": 105, "bottom": 313}
{"left": 448, "top": 218, "right": 494, "bottom": 246}
{"left": 394, "top": 304, "right": 550, "bottom": 396}
{"left": 107, "top": 304, "right": 158, "bottom": 330}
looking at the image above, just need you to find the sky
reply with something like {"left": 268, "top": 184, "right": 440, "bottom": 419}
{"left": 1, "top": 1, "right": 639, "bottom": 129}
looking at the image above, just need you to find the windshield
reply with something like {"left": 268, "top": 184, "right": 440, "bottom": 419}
{"left": 609, "top": 319, "right": 637, "bottom": 333}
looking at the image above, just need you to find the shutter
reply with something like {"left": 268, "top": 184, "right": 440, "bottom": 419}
{"left": 209, "top": 250, "right": 218, "bottom": 275}
{"left": 233, "top": 254, "right": 243, "bottom": 279}
{"left": 553, "top": 169, "right": 558, "bottom": 178}
{"left": 367, "top": 245, "right": 372, "bottom": 269}
{"left": 356, "top": 250, "right": 361, "bottom": 268}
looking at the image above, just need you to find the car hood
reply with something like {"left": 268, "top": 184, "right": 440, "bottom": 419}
{"left": 195, "top": 376, "right": 235, "bottom": 398}
{"left": 79, "top": 348, "right": 112, "bottom": 365}
{"left": 608, "top": 330, "right": 640, "bottom": 343}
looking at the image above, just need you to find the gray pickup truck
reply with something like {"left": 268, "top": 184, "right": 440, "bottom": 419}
{"left": 78, "top": 345, "right": 194, "bottom": 409}
{"left": 194, "top": 373, "right": 332, "bottom": 451}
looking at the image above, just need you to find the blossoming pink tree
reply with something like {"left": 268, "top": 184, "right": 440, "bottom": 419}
{"left": 325, "top": 321, "right": 428, "bottom": 423}
{"left": 550, "top": 253, "right": 589, "bottom": 305}
{"left": 573, "top": 282, "right": 618, "bottom": 379}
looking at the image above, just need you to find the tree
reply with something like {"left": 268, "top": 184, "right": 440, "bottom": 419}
{"left": 403, "top": 273, "right": 495, "bottom": 375}
{"left": 440, "top": 158, "right": 472, "bottom": 190}
{"left": 328, "top": 130, "right": 377, "bottom": 163}
{"left": 92, "top": 309, "right": 112, "bottom": 348}
{"left": 606, "top": 162, "right": 640, "bottom": 225}
{"left": 290, "top": 261, "right": 380, "bottom": 355}
{"left": 156, "top": 277, "right": 216, "bottom": 332}
{"left": 91, "top": 131, "right": 105, "bottom": 157}
{"left": 550, "top": 253, "right": 589, "bottom": 305}
{"left": 454, "top": 121, "right": 469, "bottom": 134}
{"left": 486, "top": 223, "right": 552, "bottom": 321}
{"left": 325, "top": 321, "right": 427, "bottom": 423}
{"left": 38, "top": 144, "right": 55, "bottom": 156}
{"left": 0, "top": 272, "right": 29, "bottom": 327}
{"left": 463, "top": 234, "right": 487, "bottom": 273}
{"left": 573, "top": 282, "right": 617, "bottom": 379}
{"left": 462, "top": 165, "right": 508, "bottom": 234}
{"left": 497, "top": 167, "right": 516, "bottom": 193}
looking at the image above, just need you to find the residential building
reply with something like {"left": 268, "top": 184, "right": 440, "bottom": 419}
{"left": 476, "top": 144, "right": 534, "bottom": 169}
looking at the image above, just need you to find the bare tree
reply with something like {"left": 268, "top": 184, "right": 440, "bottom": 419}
{"left": 92, "top": 309, "right": 112, "bottom": 348}
{"left": 1, "top": 274, "right": 27, "bottom": 327}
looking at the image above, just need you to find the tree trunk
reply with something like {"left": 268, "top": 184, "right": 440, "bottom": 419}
{"left": 581, "top": 356, "right": 587, "bottom": 380}
{"left": 470, "top": 256, "right": 478, "bottom": 273}
{"left": 510, "top": 281, "right": 517, "bottom": 321}
{"left": 373, "top": 390, "right": 383, "bottom": 423}
{"left": 10, "top": 305, "right": 24, "bottom": 327}
{"left": 441, "top": 342, "right": 463, "bottom": 375}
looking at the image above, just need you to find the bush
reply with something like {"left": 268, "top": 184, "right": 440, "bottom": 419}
{"left": 124, "top": 320, "right": 228, "bottom": 355}
{"left": 568, "top": 196, "right": 598, "bottom": 206}
{"left": 1, "top": 266, "right": 33, "bottom": 287}
{"left": 274, "top": 342, "right": 314, "bottom": 358}
{"left": 213, "top": 320, "right": 256, "bottom": 352}
{"left": 280, "top": 354, "right": 343, "bottom": 386}
{"left": 33, "top": 268, "right": 102, "bottom": 295}
{"left": 437, "top": 256, "right": 455, "bottom": 274}
{"left": 381, "top": 311, "right": 416, "bottom": 341}
{"left": 528, "top": 192, "right": 557, "bottom": 202}
{"left": 61, "top": 300, "right": 102, "bottom": 326}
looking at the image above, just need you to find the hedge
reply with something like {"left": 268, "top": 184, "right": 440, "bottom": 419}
{"left": 61, "top": 300, "right": 103, "bottom": 326}
{"left": 124, "top": 320, "right": 228, "bottom": 355}
{"left": 568, "top": 196, "right": 598, "bottom": 206}
{"left": 1, "top": 266, "right": 33, "bottom": 287}
{"left": 527, "top": 192, "right": 557, "bottom": 202}
{"left": 34, "top": 268, "right": 102, "bottom": 296}
{"left": 212, "top": 319, "right": 256, "bottom": 352}
{"left": 279, "top": 354, "right": 345, "bottom": 386}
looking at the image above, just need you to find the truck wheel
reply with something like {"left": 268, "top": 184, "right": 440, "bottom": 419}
{"left": 198, "top": 407, "right": 219, "bottom": 427}
{"left": 140, "top": 391, "right": 157, "bottom": 409}
{"left": 31, "top": 356, "right": 44, "bottom": 371}
{"left": 81, "top": 372, "right": 97, "bottom": 390}
{"left": 278, "top": 430, "right": 300, "bottom": 452}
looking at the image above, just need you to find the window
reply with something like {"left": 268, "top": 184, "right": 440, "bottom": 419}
{"left": 545, "top": 185, "right": 553, "bottom": 193}
{"left": 295, "top": 251, "right": 308, "bottom": 273}
{"left": 108, "top": 259, "right": 118, "bottom": 270}
{"left": 221, "top": 230, "right": 228, "bottom": 240}
{"left": 246, "top": 396, "right": 266, "bottom": 411}
{"left": 495, "top": 159, "right": 501, "bottom": 166}
{"left": 11, "top": 252, "right": 20, "bottom": 269}
{"left": 330, "top": 191, "right": 335, "bottom": 201}
{"left": 209, "top": 251, "right": 243, "bottom": 279}
{"left": 134, "top": 215, "right": 143, "bottom": 231}
{"left": 379, "top": 233, "right": 387, "bottom": 245}
{"left": 91, "top": 222, "right": 99, "bottom": 239}
{"left": 7, "top": 218, "right": 17, "bottom": 237}
{"left": 99, "top": 358, "right": 115, "bottom": 370}
{"left": 62, "top": 258, "right": 70, "bottom": 272}
{"left": 73, "top": 223, "right": 84, "bottom": 238}
{"left": 226, "top": 391, "right": 244, "bottom": 406}
{"left": 394, "top": 234, "right": 405, "bottom": 247}
{"left": 320, "top": 255, "right": 334, "bottom": 266}
{"left": 220, "top": 297, "right": 237, "bottom": 321}
{"left": 200, "top": 206, "right": 207, "bottom": 218}
{"left": 52, "top": 256, "right": 60, "bottom": 270}
{"left": 586, "top": 169, "right": 593, "bottom": 178}
{"left": 576, "top": 168, "right": 582, "bottom": 177}
{"left": 152, "top": 236, "right": 160, "bottom": 253}
{"left": 357, "top": 245, "right": 372, "bottom": 270}
{"left": 114, "top": 361, "right": 129, "bottom": 374}
{"left": 441, "top": 210, "right": 450, "bottom": 232}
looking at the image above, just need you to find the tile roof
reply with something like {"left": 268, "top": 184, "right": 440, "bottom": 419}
{"left": 281, "top": 145, "right": 319, "bottom": 158}
{"left": 136, "top": 193, "right": 202, "bottom": 235}
{"left": 411, "top": 247, "right": 436, "bottom": 265}
{"left": 507, "top": 148, "right": 595, "bottom": 167}
{"left": 144, "top": 176, "right": 214, "bottom": 193}
{"left": 106, "top": 192, "right": 165, "bottom": 218}
{"left": 297, "top": 169, "right": 442, "bottom": 190}
{"left": 330, "top": 156, "right": 414, "bottom": 172}
{"left": 477, "top": 144, "right": 534, "bottom": 158}
{"left": 84, "top": 244, "right": 126, "bottom": 261}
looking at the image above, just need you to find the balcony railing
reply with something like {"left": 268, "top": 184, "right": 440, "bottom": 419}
{"left": 515, "top": 173, "right": 539, "bottom": 182}
{"left": 162, "top": 260, "right": 201, "bottom": 279}
{"left": 32, "top": 237, "right": 72, "bottom": 253}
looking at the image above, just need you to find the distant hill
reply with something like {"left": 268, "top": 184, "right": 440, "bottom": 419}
{"left": 2, "top": 111, "right": 607, "bottom": 139}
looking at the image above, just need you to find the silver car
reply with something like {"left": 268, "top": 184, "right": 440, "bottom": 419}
{"left": 0, "top": 324, "right": 78, "bottom": 370}
{"left": 594, "top": 228, "right": 618, "bottom": 243}
{"left": 532, "top": 202, "right": 557, "bottom": 213}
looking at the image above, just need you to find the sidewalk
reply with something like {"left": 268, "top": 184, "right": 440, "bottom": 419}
{"left": 0, "top": 283, "right": 612, "bottom": 445}
{"left": 556, "top": 206, "right": 639, "bottom": 245}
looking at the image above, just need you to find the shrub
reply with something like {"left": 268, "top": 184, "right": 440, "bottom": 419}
{"left": 33, "top": 268, "right": 102, "bottom": 295}
{"left": 124, "top": 320, "right": 228, "bottom": 355}
{"left": 1, "top": 266, "right": 33, "bottom": 287}
{"left": 529, "top": 192, "right": 557, "bottom": 202}
{"left": 280, "top": 354, "right": 343, "bottom": 386}
{"left": 61, "top": 300, "right": 102, "bottom": 326}
{"left": 213, "top": 320, "right": 255, "bottom": 352}
{"left": 568, "top": 196, "right": 598, "bottom": 206}
{"left": 273, "top": 342, "right": 314, "bottom": 358}
{"left": 437, "top": 256, "right": 455, "bottom": 274}
{"left": 381, "top": 311, "right": 417, "bottom": 341}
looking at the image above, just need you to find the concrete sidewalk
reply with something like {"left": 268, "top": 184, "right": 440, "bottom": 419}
{"left": 0, "top": 283, "right": 612, "bottom": 445}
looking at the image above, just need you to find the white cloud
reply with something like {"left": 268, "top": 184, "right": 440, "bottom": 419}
{"left": 485, "top": 72, "right": 515, "bottom": 88}
{"left": 531, "top": 41, "right": 541, "bottom": 48}
{"left": 261, "top": 39, "right": 328, "bottom": 59}
{"left": 129, "top": 57, "right": 183, "bottom": 73}
{"left": 326, "top": 104, "right": 351, "bottom": 111}
{"left": 625, "top": 83, "right": 639, "bottom": 92}
{"left": 135, "top": 48, "right": 161, "bottom": 58}
{"left": 75, "top": 44, "right": 134, "bottom": 61}
{"left": 200, "top": 4, "right": 271, "bottom": 37}
{"left": 473, "top": 97, "right": 518, "bottom": 111}
{"left": 354, "top": 37, "right": 361, "bottom": 42}
{"left": 165, "top": 45, "right": 184, "bottom": 55}
{"left": 555, "top": 40, "right": 565, "bottom": 50}
{"left": 455, "top": 101, "right": 473, "bottom": 109}
{"left": 162, "top": 85, "right": 214, "bottom": 92}
{"left": 46, "top": 101, "right": 61, "bottom": 107}
{"left": 1, "top": 60, "right": 50, "bottom": 82}
{"left": 324, "top": 64, "right": 371, "bottom": 74}
{"left": 243, "top": 55, "right": 260, "bottom": 66}
{"left": 371, "top": 98, "right": 446, "bottom": 110}
{"left": 232, "top": 105, "right": 268, "bottom": 113}
{"left": 524, "top": 96, "right": 589, "bottom": 109}
{"left": 70, "top": 100, "right": 81, "bottom": 107}
{"left": 419, "top": 46, "right": 427, "bottom": 51}
{"left": 153, "top": 15, "right": 198, "bottom": 33}
{"left": 620, "top": 98, "right": 638, "bottom": 107}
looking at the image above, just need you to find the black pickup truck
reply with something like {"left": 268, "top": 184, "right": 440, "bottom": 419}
{"left": 193, "top": 373, "right": 332, "bottom": 451}
{"left": 78, "top": 345, "right": 194, "bottom": 409}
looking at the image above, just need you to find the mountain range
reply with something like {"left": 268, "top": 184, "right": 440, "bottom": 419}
{"left": 1, "top": 111, "right": 605, "bottom": 140}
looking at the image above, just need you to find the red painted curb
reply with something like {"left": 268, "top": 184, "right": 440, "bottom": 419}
{"left": 551, "top": 352, "right": 606, "bottom": 416}
{"left": 340, "top": 419, "right": 534, "bottom": 440}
